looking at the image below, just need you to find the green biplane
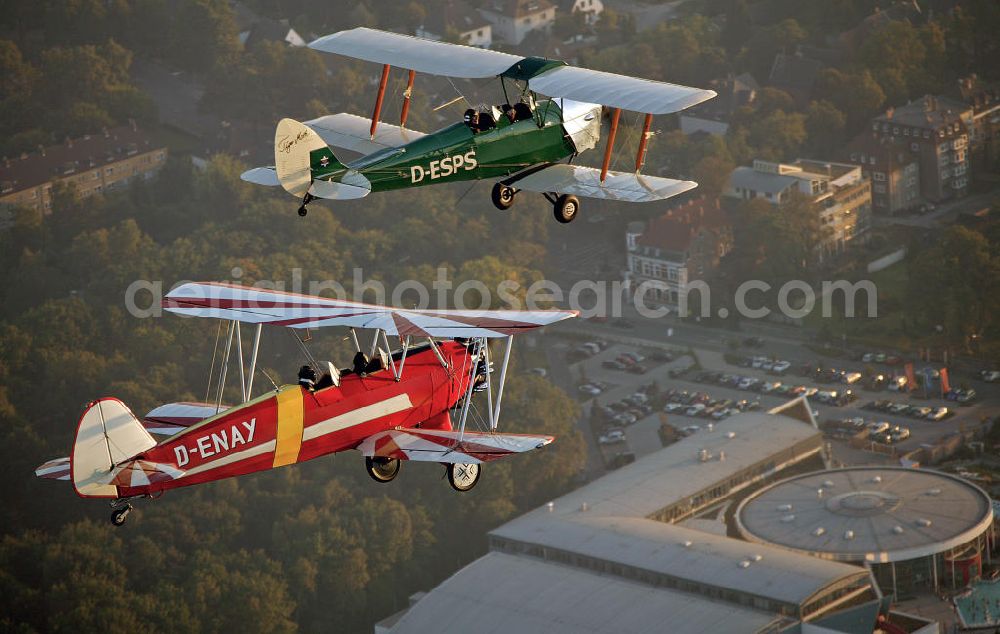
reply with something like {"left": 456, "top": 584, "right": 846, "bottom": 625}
{"left": 242, "top": 28, "right": 716, "bottom": 223}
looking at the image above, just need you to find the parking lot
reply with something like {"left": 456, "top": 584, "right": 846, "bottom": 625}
{"left": 551, "top": 332, "right": 997, "bottom": 470}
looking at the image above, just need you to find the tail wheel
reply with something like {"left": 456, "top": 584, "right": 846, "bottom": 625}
{"left": 553, "top": 194, "right": 580, "bottom": 223}
{"left": 447, "top": 462, "right": 481, "bottom": 492}
{"left": 366, "top": 456, "right": 401, "bottom": 483}
{"left": 111, "top": 503, "right": 132, "bottom": 527}
{"left": 491, "top": 182, "right": 516, "bottom": 210}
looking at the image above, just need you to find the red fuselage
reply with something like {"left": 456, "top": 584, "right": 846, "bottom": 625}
{"left": 117, "top": 341, "right": 476, "bottom": 497}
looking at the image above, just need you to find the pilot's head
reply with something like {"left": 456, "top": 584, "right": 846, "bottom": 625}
{"left": 464, "top": 109, "right": 478, "bottom": 125}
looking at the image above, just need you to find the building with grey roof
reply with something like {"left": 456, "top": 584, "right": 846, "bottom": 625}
{"left": 724, "top": 159, "right": 872, "bottom": 261}
{"left": 375, "top": 399, "right": 915, "bottom": 633}
{"left": 737, "top": 467, "right": 995, "bottom": 598}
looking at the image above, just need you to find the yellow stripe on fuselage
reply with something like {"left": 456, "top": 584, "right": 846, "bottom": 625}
{"left": 273, "top": 387, "right": 305, "bottom": 468}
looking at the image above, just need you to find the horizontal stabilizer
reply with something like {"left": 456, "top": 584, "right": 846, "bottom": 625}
{"left": 72, "top": 398, "right": 156, "bottom": 498}
{"left": 35, "top": 457, "right": 71, "bottom": 481}
{"left": 143, "top": 401, "right": 223, "bottom": 436}
{"left": 305, "top": 113, "right": 425, "bottom": 155}
{"left": 358, "top": 428, "right": 554, "bottom": 464}
{"left": 513, "top": 164, "right": 697, "bottom": 203}
{"left": 241, "top": 166, "right": 280, "bottom": 187}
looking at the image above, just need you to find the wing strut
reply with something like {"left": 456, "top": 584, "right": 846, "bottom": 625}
{"left": 635, "top": 113, "right": 653, "bottom": 173}
{"left": 456, "top": 337, "right": 484, "bottom": 442}
{"left": 370, "top": 64, "right": 391, "bottom": 140}
{"left": 216, "top": 321, "right": 235, "bottom": 414}
{"left": 400, "top": 69, "right": 415, "bottom": 127}
{"left": 600, "top": 108, "right": 621, "bottom": 183}
{"left": 246, "top": 323, "right": 262, "bottom": 401}
{"left": 492, "top": 336, "right": 513, "bottom": 431}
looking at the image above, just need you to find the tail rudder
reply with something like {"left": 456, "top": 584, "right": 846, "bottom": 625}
{"left": 71, "top": 398, "right": 156, "bottom": 498}
{"left": 274, "top": 118, "right": 345, "bottom": 197}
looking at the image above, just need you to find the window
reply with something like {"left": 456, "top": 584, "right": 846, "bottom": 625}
{"left": 873, "top": 172, "right": 886, "bottom": 181}
{"left": 911, "top": 142, "right": 919, "bottom": 151}
{"left": 106, "top": 167, "right": 114, "bottom": 175}
{"left": 904, "top": 128, "right": 910, "bottom": 136}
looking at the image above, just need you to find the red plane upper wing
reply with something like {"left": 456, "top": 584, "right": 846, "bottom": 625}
{"left": 162, "top": 282, "right": 577, "bottom": 338}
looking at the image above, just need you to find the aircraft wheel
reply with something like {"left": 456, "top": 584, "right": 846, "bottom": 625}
{"left": 491, "top": 182, "right": 516, "bottom": 210}
{"left": 447, "top": 462, "right": 481, "bottom": 492}
{"left": 366, "top": 456, "right": 401, "bottom": 483}
{"left": 553, "top": 194, "right": 580, "bottom": 223}
{"left": 297, "top": 206, "right": 308, "bottom": 217}
{"left": 111, "top": 503, "right": 133, "bottom": 527}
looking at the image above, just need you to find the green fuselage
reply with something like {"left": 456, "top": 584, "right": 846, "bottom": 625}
{"left": 313, "top": 99, "right": 576, "bottom": 192}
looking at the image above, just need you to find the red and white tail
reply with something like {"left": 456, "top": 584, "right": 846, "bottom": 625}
{"left": 70, "top": 398, "right": 157, "bottom": 498}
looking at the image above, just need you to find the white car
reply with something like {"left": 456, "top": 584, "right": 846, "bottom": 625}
{"left": 761, "top": 360, "right": 775, "bottom": 371}
{"left": 862, "top": 353, "right": 875, "bottom": 363}
{"left": 680, "top": 425, "right": 701, "bottom": 436}
{"left": 760, "top": 381, "right": 782, "bottom": 393}
{"left": 685, "top": 404, "right": 706, "bottom": 417}
{"left": 751, "top": 356, "right": 767, "bottom": 369}
{"left": 771, "top": 361, "right": 791, "bottom": 374}
{"left": 578, "top": 384, "right": 602, "bottom": 396}
{"left": 842, "top": 372, "right": 862, "bottom": 385}
{"left": 599, "top": 430, "right": 626, "bottom": 445}
{"left": 981, "top": 370, "right": 1000, "bottom": 382}
{"left": 928, "top": 407, "right": 949, "bottom": 421}
{"left": 626, "top": 392, "right": 649, "bottom": 405}
{"left": 738, "top": 377, "right": 758, "bottom": 390}
{"left": 664, "top": 403, "right": 685, "bottom": 413}
{"left": 890, "top": 426, "right": 911, "bottom": 442}
{"left": 912, "top": 406, "right": 932, "bottom": 418}
{"left": 867, "top": 421, "right": 890, "bottom": 436}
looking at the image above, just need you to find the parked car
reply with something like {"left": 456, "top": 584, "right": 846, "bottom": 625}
{"left": 650, "top": 350, "right": 674, "bottom": 362}
{"left": 578, "top": 384, "right": 602, "bottom": 396}
{"left": 599, "top": 429, "right": 626, "bottom": 444}
{"left": 602, "top": 360, "right": 627, "bottom": 370}
{"left": 889, "top": 426, "right": 911, "bottom": 442}
{"left": 613, "top": 412, "right": 637, "bottom": 425}
{"left": 685, "top": 404, "right": 706, "bottom": 417}
{"left": 928, "top": 407, "right": 949, "bottom": 421}
{"left": 771, "top": 360, "right": 791, "bottom": 374}
{"left": 620, "top": 352, "right": 645, "bottom": 364}
{"left": 867, "top": 421, "right": 890, "bottom": 437}
{"left": 842, "top": 372, "right": 862, "bottom": 385}
{"left": 889, "top": 403, "right": 911, "bottom": 415}
{"left": 627, "top": 364, "right": 649, "bottom": 375}
{"left": 664, "top": 402, "right": 685, "bottom": 413}
{"left": 738, "top": 377, "right": 759, "bottom": 391}
{"left": 980, "top": 370, "right": 1000, "bottom": 382}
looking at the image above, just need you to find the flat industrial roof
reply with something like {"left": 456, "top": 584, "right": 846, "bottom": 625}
{"left": 510, "top": 408, "right": 821, "bottom": 522}
{"left": 390, "top": 551, "right": 784, "bottom": 634}
{"left": 737, "top": 467, "right": 994, "bottom": 563}
{"left": 492, "top": 515, "right": 871, "bottom": 607}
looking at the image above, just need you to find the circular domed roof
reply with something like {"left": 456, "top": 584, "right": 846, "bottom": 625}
{"left": 735, "top": 467, "right": 992, "bottom": 563}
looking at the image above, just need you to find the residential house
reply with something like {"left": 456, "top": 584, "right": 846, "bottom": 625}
{"left": 479, "top": 0, "right": 557, "bottom": 46}
{"left": 239, "top": 17, "right": 306, "bottom": 49}
{"left": 680, "top": 73, "right": 758, "bottom": 136}
{"left": 767, "top": 52, "right": 823, "bottom": 106}
{"left": 417, "top": 0, "right": 493, "bottom": 48}
{"left": 724, "top": 159, "right": 872, "bottom": 260}
{"left": 0, "top": 123, "right": 168, "bottom": 214}
{"left": 843, "top": 133, "right": 921, "bottom": 214}
{"left": 556, "top": 0, "right": 603, "bottom": 25}
{"left": 871, "top": 96, "right": 970, "bottom": 202}
{"left": 952, "top": 75, "right": 1000, "bottom": 172}
{"left": 625, "top": 197, "right": 733, "bottom": 309}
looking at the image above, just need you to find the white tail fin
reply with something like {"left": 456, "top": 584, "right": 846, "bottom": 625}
{"left": 274, "top": 118, "right": 338, "bottom": 197}
{"left": 71, "top": 398, "right": 156, "bottom": 498}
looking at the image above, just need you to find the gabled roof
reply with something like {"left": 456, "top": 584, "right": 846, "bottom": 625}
{"left": 422, "top": 0, "right": 490, "bottom": 36}
{"left": 636, "top": 197, "right": 729, "bottom": 253}
{"left": 768, "top": 52, "right": 823, "bottom": 94}
{"left": 684, "top": 73, "right": 758, "bottom": 122}
{"left": 481, "top": 0, "right": 556, "bottom": 18}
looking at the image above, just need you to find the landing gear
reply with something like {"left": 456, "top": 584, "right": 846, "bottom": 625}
{"left": 110, "top": 502, "right": 133, "bottom": 527}
{"left": 491, "top": 182, "right": 516, "bottom": 210}
{"left": 447, "top": 462, "right": 481, "bottom": 492}
{"left": 553, "top": 194, "right": 580, "bottom": 224}
{"left": 298, "top": 192, "right": 315, "bottom": 217}
{"left": 365, "top": 456, "right": 401, "bottom": 483}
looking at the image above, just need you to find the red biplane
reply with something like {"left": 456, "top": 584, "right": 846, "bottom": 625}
{"left": 35, "top": 282, "right": 576, "bottom": 525}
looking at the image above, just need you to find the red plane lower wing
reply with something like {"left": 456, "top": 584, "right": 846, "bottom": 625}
{"left": 357, "top": 428, "right": 554, "bottom": 464}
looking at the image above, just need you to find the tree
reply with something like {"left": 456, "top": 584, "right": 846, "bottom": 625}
{"left": 813, "top": 68, "right": 885, "bottom": 131}
{"left": 805, "top": 100, "right": 847, "bottom": 156}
